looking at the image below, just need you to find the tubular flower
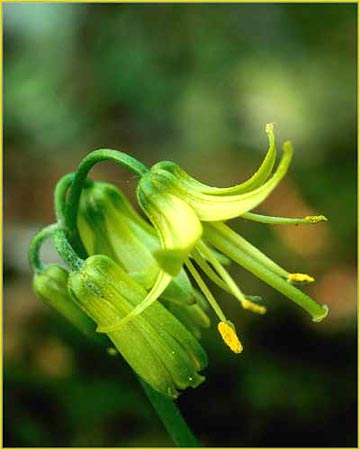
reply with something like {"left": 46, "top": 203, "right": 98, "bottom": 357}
{"left": 68, "top": 254, "right": 207, "bottom": 399}
{"left": 116, "top": 124, "right": 328, "bottom": 352}
{"left": 77, "top": 180, "right": 210, "bottom": 337}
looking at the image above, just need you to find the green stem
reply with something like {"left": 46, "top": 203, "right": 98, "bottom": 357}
{"left": 54, "top": 173, "right": 94, "bottom": 257}
{"left": 65, "top": 149, "right": 148, "bottom": 255}
{"left": 52, "top": 228, "right": 84, "bottom": 271}
{"left": 28, "top": 224, "right": 60, "bottom": 273}
{"left": 54, "top": 173, "right": 75, "bottom": 224}
{"left": 54, "top": 173, "right": 95, "bottom": 224}
{"left": 138, "top": 377, "right": 199, "bottom": 447}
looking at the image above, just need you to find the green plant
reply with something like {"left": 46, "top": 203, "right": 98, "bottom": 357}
{"left": 28, "top": 124, "right": 328, "bottom": 446}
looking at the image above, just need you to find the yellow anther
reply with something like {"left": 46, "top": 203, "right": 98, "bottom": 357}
{"left": 265, "top": 122, "right": 275, "bottom": 133}
{"left": 287, "top": 273, "right": 315, "bottom": 284}
{"left": 217, "top": 321, "right": 243, "bottom": 354}
{"left": 305, "top": 215, "right": 328, "bottom": 223}
{"left": 242, "top": 299, "right": 267, "bottom": 315}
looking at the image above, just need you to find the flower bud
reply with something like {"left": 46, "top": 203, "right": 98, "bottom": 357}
{"left": 68, "top": 255, "right": 207, "bottom": 399}
{"left": 33, "top": 264, "right": 107, "bottom": 345}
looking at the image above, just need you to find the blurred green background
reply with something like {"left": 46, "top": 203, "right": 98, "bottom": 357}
{"left": 4, "top": 3, "right": 357, "bottom": 447}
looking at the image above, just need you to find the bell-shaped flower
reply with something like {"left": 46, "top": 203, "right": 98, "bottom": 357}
{"left": 78, "top": 181, "right": 159, "bottom": 275}
{"left": 120, "top": 124, "right": 328, "bottom": 353}
{"left": 77, "top": 180, "right": 210, "bottom": 337}
{"left": 68, "top": 254, "right": 207, "bottom": 399}
{"left": 111, "top": 175, "right": 206, "bottom": 331}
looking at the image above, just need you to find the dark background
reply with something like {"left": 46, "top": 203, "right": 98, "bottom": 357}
{"left": 4, "top": 3, "right": 357, "bottom": 447}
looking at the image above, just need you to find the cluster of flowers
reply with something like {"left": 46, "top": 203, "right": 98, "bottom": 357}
{"left": 29, "top": 124, "right": 328, "bottom": 399}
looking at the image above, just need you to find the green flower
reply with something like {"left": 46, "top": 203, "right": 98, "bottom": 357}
{"left": 68, "top": 254, "right": 207, "bottom": 398}
{"left": 78, "top": 181, "right": 159, "bottom": 276}
{"left": 112, "top": 124, "right": 328, "bottom": 353}
{"left": 77, "top": 180, "right": 210, "bottom": 337}
{"left": 33, "top": 264, "right": 108, "bottom": 346}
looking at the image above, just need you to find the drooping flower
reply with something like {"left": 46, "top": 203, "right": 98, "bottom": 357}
{"left": 33, "top": 264, "right": 107, "bottom": 346}
{"left": 68, "top": 254, "right": 207, "bottom": 398}
{"left": 30, "top": 216, "right": 209, "bottom": 398}
{"left": 77, "top": 180, "right": 211, "bottom": 337}
{"left": 111, "top": 124, "right": 328, "bottom": 352}
{"left": 28, "top": 123, "right": 330, "bottom": 401}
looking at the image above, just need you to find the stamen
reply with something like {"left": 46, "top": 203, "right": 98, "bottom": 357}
{"left": 204, "top": 223, "right": 328, "bottom": 322}
{"left": 192, "top": 247, "right": 230, "bottom": 292}
{"left": 217, "top": 321, "right": 243, "bottom": 354}
{"left": 241, "top": 212, "right": 328, "bottom": 225}
{"left": 197, "top": 241, "right": 267, "bottom": 315}
{"left": 185, "top": 259, "right": 228, "bottom": 323}
{"left": 204, "top": 222, "right": 289, "bottom": 279}
{"left": 241, "top": 299, "right": 266, "bottom": 315}
{"left": 287, "top": 273, "right": 315, "bottom": 284}
{"left": 305, "top": 215, "right": 328, "bottom": 223}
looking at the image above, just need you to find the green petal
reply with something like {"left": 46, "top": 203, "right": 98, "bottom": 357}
{"left": 188, "top": 140, "right": 292, "bottom": 221}
{"left": 86, "top": 256, "right": 172, "bottom": 329}
{"left": 69, "top": 264, "right": 177, "bottom": 398}
{"left": 154, "top": 122, "right": 277, "bottom": 196}
{"left": 97, "top": 269, "right": 174, "bottom": 331}
{"left": 137, "top": 175, "right": 203, "bottom": 276}
{"left": 77, "top": 204, "right": 119, "bottom": 261}
{"left": 79, "top": 182, "right": 201, "bottom": 305}
{"left": 148, "top": 140, "right": 293, "bottom": 222}
{"left": 78, "top": 182, "right": 159, "bottom": 273}
{"left": 130, "top": 265, "right": 160, "bottom": 290}
{"left": 132, "top": 266, "right": 197, "bottom": 306}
